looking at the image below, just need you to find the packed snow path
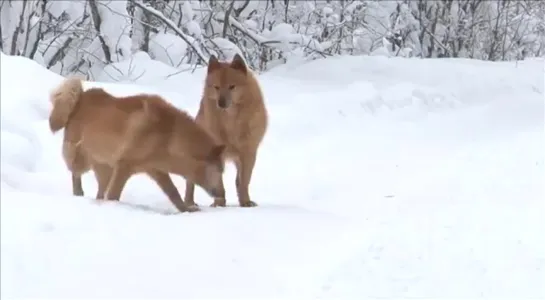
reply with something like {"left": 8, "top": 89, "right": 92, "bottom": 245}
{"left": 1, "top": 53, "right": 544, "bottom": 298}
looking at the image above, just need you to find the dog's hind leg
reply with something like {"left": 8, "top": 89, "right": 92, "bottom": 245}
{"left": 63, "top": 140, "right": 89, "bottom": 197}
{"left": 72, "top": 173, "right": 84, "bottom": 196}
{"left": 103, "top": 162, "right": 133, "bottom": 201}
{"left": 92, "top": 163, "right": 114, "bottom": 200}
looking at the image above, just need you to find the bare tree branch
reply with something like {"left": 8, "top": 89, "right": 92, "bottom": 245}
{"left": 234, "top": 0, "right": 250, "bottom": 18}
{"left": 10, "top": 1, "right": 28, "bottom": 55}
{"left": 222, "top": 1, "right": 234, "bottom": 38}
{"left": 88, "top": 0, "right": 112, "bottom": 63}
{"left": 28, "top": 0, "right": 48, "bottom": 59}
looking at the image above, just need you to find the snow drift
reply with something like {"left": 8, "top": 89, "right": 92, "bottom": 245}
{"left": 1, "top": 51, "right": 544, "bottom": 298}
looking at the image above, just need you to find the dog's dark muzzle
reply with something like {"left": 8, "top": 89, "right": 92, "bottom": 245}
{"left": 217, "top": 96, "right": 230, "bottom": 109}
{"left": 208, "top": 187, "right": 224, "bottom": 199}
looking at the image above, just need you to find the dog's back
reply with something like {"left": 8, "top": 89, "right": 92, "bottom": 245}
{"left": 64, "top": 87, "right": 223, "bottom": 167}
{"left": 147, "top": 97, "right": 222, "bottom": 161}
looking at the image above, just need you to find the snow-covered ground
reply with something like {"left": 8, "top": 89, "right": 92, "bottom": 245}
{"left": 1, "top": 52, "right": 544, "bottom": 299}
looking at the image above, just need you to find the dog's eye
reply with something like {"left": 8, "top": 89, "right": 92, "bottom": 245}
{"left": 213, "top": 85, "right": 220, "bottom": 90}
{"left": 228, "top": 85, "right": 235, "bottom": 90}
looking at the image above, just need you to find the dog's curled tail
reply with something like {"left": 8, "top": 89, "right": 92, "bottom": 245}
{"left": 49, "top": 76, "right": 84, "bottom": 133}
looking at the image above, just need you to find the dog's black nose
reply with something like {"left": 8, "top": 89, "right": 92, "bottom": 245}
{"left": 209, "top": 187, "right": 220, "bottom": 198}
{"left": 218, "top": 96, "right": 228, "bottom": 109}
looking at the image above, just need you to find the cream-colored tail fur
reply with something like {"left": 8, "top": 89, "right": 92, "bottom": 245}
{"left": 48, "top": 76, "right": 84, "bottom": 133}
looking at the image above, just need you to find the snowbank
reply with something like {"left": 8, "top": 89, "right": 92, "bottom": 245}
{"left": 264, "top": 55, "right": 544, "bottom": 113}
{"left": 1, "top": 52, "right": 63, "bottom": 188}
{"left": 1, "top": 51, "right": 544, "bottom": 298}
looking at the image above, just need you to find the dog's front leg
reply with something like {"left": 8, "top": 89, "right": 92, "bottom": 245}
{"left": 147, "top": 170, "right": 199, "bottom": 213}
{"left": 235, "top": 150, "right": 258, "bottom": 207}
{"left": 184, "top": 180, "right": 197, "bottom": 207}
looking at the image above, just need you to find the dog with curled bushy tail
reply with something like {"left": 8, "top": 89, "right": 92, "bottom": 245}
{"left": 48, "top": 76, "right": 92, "bottom": 196}
{"left": 48, "top": 76, "right": 227, "bottom": 213}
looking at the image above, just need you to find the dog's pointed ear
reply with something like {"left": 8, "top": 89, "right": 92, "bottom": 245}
{"left": 230, "top": 53, "right": 247, "bottom": 74}
{"left": 207, "top": 55, "right": 221, "bottom": 74}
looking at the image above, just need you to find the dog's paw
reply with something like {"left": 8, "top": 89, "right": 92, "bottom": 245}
{"left": 210, "top": 198, "right": 226, "bottom": 207}
{"left": 96, "top": 198, "right": 115, "bottom": 202}
{"left": 240, "top": 200, "right": 257, "bottom": 207}
{"left": 184, "top": 204, "right": 200, "bottom": 213}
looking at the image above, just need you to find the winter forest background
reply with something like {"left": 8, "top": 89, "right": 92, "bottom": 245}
{"left": 1, "top": 0, "right": 544, "bottom": 80}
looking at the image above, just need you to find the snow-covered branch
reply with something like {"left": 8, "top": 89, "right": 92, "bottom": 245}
{"left": 131, "top": 0, "right": 208, "bottom": 65}
{"left": 0, "top": 0, "right": 543, "bottom": 77}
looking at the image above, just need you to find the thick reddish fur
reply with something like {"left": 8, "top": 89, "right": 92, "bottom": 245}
{"left": 185, "top": 54, "right": 268, "bottom": 208}
{"left": 48, "top": 76, "right": 227, "bottom": 213}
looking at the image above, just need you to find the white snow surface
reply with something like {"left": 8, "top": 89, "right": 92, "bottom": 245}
{"left": 1, "top": 52, "right": 544, "bottom": 299}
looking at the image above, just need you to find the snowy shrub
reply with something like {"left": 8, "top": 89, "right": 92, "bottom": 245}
{"left": 1, "top": 0, "right": 543, "bottom": 80}
{"left": 148, "top": 32, "right": 188, "bottom": 67}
